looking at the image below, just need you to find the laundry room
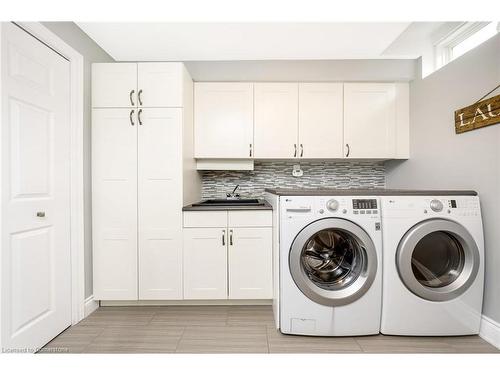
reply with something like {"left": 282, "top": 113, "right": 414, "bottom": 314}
{"left": 1, "top": 1, "right": 500, "bottom": 374}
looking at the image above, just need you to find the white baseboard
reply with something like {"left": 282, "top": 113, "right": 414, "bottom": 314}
{"left": 479, "top": 314, "right": 500, "bottom": 349}
{"left": 84, "top": 295, "right": 99, "bottom": 318}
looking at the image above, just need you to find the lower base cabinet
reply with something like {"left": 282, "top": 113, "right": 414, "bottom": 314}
{"left": 183, "top": 210, "right": 273, "bottom": 300}
{"left": 228, "top": 227, "right": 272, "bottom": 299}
{"left": 183, "top": 227, "right": 228, "bottom": 299}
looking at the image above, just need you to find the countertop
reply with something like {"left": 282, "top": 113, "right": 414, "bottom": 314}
{"left": 182, "top": 199, "right": 272, "bottom": 211}
{"left": 264, "top": 188, "right": 478, "bottom": 196}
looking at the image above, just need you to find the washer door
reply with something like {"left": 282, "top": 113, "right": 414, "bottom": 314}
{"left": 397, "top": 219, "right": 480, "bottom": 302}
{"left": 289, "top": 218, "right": 378, "bottom": 307}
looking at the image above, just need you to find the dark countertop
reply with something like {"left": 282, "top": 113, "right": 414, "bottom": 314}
{"left": 264, "top": 188, "right": 478, "bottom": 196}
{"left": 183, "top": 199, "right": 272, "bottom": 211}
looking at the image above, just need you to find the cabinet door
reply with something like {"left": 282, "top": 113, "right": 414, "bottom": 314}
{"left": 138, "top": 108, "right": 183, "bottom": 299}
{"left": 137, "top": 63, "right": 184, "bottom": 108}
{"left": 254, "top": 83, "right": 298, "bottom": 158}
{"left": 183, "top": 228, "right": 228, "bottom": 299}
{"left": 92, "top": 109, "right": 137, "bottom": 300}
{"left": 228, "top": 227, "right": 272, "bottom": 299}
{"left": 298, "top": 83, "right": 344, "bottom": 158}
{"left": 344, "top": 83, "right": 397, "bottom": 158}
{"left": 194, "top": 82, "right": 254, "bottom": 158}
{"left": 92, "top": 63, "right": 137, "bottom": 108}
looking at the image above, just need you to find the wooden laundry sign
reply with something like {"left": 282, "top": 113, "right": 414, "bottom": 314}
{"left": 455, "top": 93, "right": 500, "bottom": 134}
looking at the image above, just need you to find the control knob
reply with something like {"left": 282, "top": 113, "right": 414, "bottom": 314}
{"left": 326, "top": 199, "right": 339, "bottom": 212}
{"left": 430, "top": 199, "right": 443, "bottom": 212}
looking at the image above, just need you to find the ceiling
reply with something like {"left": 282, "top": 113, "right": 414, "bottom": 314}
{"left": 77, "top": 22, "right": 421, "bottom": 61}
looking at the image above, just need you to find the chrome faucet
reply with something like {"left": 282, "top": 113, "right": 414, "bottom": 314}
{"left": 226, "top": 184, "right": 241, "bottom": 199}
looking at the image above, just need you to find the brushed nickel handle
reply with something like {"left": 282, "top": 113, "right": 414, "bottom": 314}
{"left": 345, "top": 143, "right": 350, "bottom": 157}
{"left": 300, "top": 144, "right": 304, "bottom": 157}
{"left": 129, "top": 90, "right": 135, "bottom": 106}
{"left": 36, "top": 211, "right": 45, "bottom": 218}
{"left": 222, "top": 230, "right": 226, "bottom": 246}
{"left": 138, "top": 109, "right": 143, "bottom": 125}
{"left": 129, "top": 109, "right": 135, "bottom": 126}
{"left": 138, "top": 89, "right": 143, "bottom": 106}
{"left": 229, "top": 229, "right": 233, "bottom": 246}
{"left": 249, "top": 144, "right": 252, "bottom": 157}
{"left": 293, "top": 144, "right": 297, "bottom": 157}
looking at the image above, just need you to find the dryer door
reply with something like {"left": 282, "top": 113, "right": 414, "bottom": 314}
{"left": 289, "top": 218, "right": 378, "bottom": 307}
{"left": 396, "top": 219, "right": 480, "bottom": 302}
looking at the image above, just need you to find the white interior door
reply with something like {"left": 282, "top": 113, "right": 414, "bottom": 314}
{"left": 298, "top": 83, "right": 344, "bottom": 158}
{"left": 1, "top": 23, "right": 71, "bottom": 350}
{"left": 343, "top": 83, "right": 397, "bottom": 158}
{"left": 138, "top": 108, "right": 183, "bottom": 299}
{"left": 254, "top": 83, "right": 298, "bottom": 158}
{"left": 92, "top": 108, "right": 138, "bottom": 300}
{"left": 194, "top": 82, "right": 254, "bottom": 158}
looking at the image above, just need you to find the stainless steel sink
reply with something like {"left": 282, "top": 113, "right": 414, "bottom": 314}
{"left": 191, "top": 199, "right": 265, "bottom": 207}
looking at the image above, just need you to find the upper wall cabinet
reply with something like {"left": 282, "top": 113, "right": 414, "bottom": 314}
{"left": 92, "top": 63, "right": 186, "bottom": 108}
{"left": 344, "top": 83, "right": 409, "bottom": 159}
{"left": 193, "top": 81, "right": 409, "bottom": 162}
{"left": 194, "top": 83, "right": 254, "bottom": 158}
{"left": 298, "top": 83, "right": 344, "bottom": 159}
{"left": 254, "top": 83, "right": 299, "bottom": 159}
{"left": 92, "top": 63, "right": 137, "bottom": 108}
{"left": 137, "top": 63, "right": 184, "bottom": 107}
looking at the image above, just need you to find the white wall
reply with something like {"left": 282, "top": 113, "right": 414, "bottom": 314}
{"left": 386, "top": 34, "right": 500, "bottom": 322}
{"left": 41, "top": 22, "right": 115, "bottom": 299}
{"left": 184, "top": 59, "right": 416, "bottom": 82}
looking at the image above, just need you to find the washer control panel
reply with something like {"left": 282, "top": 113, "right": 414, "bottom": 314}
{"left": 321, "top": 197, "right": 379, "bottom": 216}
{"left": 282, "top": 196, "right": 380, "bottom": 219}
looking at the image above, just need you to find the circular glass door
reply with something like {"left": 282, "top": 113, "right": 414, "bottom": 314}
{"left": 397, "top": 219, "right": 479, "bottom": 301}
{"left": 289, "top": 218, "right": 378, "bottom": 307}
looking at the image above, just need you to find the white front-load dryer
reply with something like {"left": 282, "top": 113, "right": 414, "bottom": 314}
{"left": 279, "top": 195, "right": 382, "bottom": 336}
{"left": 380, "top": 196, "right": 484, "bottom": 336}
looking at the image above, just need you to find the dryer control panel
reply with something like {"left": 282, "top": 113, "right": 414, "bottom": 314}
{"left": 381, "top": 196, "right": 480, "bottom": 218}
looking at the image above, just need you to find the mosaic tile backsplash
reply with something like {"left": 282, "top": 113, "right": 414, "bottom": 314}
{"left": 201, "top": 161, "right": 385, "bottom": 199}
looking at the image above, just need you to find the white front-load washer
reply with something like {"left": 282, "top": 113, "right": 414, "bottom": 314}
{"left": 279, "top": 195, "right": 382, "bottom": 336}
{"left": 380, "top": 195, "right": 484, "bottom": 336}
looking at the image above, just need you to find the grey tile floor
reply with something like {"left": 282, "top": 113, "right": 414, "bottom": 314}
{"left": 40, "top": 306, "right": 499, "bottom": 353}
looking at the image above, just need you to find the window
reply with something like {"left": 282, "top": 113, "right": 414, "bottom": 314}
{"left": 451, "top": 22, "right": 499, "bottom": 60}
{"left": 434, "top": 22, "right": 499, "bottom": 71}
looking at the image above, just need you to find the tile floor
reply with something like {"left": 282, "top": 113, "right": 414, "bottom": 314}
{"left": 40, "top": 306, "right": 499, "bottom": 353}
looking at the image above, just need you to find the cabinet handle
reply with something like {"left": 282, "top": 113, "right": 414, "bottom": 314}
{"left": 138, "top": 89, "right": 143, "bottom": 106}
{"left": 138, "top": 109, "right": 143, "bottom": 125}
{"left": 300, "top": 144, "right": 304, "bottom": 157}
{"left": 249, "top": 144, "right": 252, "bottom": 157}
{"left": 293, "top": 144, "right": 297, "bottom": 157}
{"left": 345, "top": 143, "right": 350, "bottom": 157}
{"left": 222, "top": 230, "right": 226, "bottom": 246}
{"left": 129, "top": 109, "right": 135, "bottom": 126}
{"left": 229, "top": 229, "right": 233, "bottom": 246}
{"left": 129, "top": 89, "right": 135, "bottom": 106}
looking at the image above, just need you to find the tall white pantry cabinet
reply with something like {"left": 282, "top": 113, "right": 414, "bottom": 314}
{"left": 92, "top": 63, "right": 200, "bottom": 300}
